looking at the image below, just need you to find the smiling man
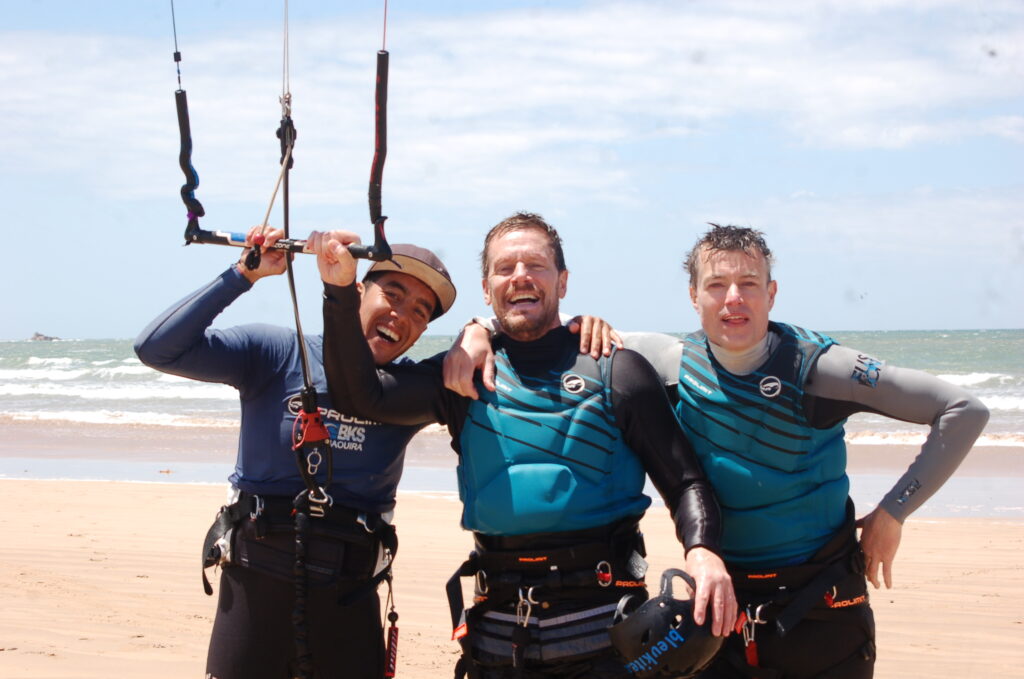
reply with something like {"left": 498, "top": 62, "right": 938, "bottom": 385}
{"left": 135, "top": 228, "right": 455, "bottom": 679}
{"left": 446, "top": 223, "right": 990, "bottom": 678}
{"left": 318, "top": 212, "right": 736, "bottom": 679}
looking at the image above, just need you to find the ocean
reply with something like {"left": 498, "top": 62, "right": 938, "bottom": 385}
{"left": 2, "top": 329, "right": 1020, "bottom": 444}
{"left": 1, "top": 329, "right": 1022, "bottom": 516}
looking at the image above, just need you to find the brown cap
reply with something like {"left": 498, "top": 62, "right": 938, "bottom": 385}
{"left": 365, "top": 244, "right": 457, "bottom": 320}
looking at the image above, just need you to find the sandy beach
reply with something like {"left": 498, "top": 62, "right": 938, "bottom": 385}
{"left": 1, "top": 420, "right": 1023, "bottom": 678}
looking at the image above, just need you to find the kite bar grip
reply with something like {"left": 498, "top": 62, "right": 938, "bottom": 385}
{"left": 184, "top": 222, "right": 391, "bottom": 261}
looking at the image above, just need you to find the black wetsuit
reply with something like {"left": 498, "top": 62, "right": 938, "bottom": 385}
{"left": 323, "top": 282, "right": 722, "bottom": 678}
{"left": 135, "top": 267, "right": 424, "bottom": 679}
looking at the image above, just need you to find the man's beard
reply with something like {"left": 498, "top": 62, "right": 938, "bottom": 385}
{"left": 498, "top": 301, "right": 558, "bottom": 342}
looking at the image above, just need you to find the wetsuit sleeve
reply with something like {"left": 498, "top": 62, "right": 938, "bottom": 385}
{"left": 609, "top": 349, "right": 722, "bottom": 554}
{"left": 322, "top": 282, "right": 449, "bottom": 427}
{"left": 620, "top": 332, "right": 683, "bottom": 391}
{"left": 133, "top": 266, "right": 261, "bottom": 388}
{"left": 807, "top": 344, "right": 990, "bottom": 522}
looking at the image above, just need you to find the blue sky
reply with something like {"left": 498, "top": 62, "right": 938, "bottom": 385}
{"left": 2, "top": 0, "right": 1022, "bottom": 339}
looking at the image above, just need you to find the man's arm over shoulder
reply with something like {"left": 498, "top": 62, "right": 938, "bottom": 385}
{"left": 609, "top": 348, "right": 721, "bottom": 553}
{"left": 619, "top": 332, "right": 683, "bottom": 390}
{"left": 609, "top": 348, "right": 737, "bottom": 635}
{"left": 133, "top": 266, "right": 257, "bottom": 387}
{"left": 322, "top": 282, "right": 448, "bottom": 427}
{"left": 808, "top": 344, "right": 989, "bottom": 521}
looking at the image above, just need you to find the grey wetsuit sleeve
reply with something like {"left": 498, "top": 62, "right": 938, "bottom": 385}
{"left": 619, "top": 332, "right": 683, "bottom": 388}
{"left": 807, "top": 344, "right": 990, "bottom": 522}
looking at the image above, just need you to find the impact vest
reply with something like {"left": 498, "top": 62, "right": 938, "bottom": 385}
{"left": 458, "top": 345, "right": 650, "bottom": 536}
{"left": 675, "top": 322, "right": 849, "bottom": 567}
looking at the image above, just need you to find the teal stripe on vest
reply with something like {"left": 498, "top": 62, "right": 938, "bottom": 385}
{"left": 675, "top": 322, "right": 849, "bottom": 567}
{"left": 458, "top": 348, "right": 650, "bottom": 536}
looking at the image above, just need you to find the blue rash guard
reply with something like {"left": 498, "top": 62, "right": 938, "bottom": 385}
{"left": 133, "top": 266, "right": 422, "bottom": 514}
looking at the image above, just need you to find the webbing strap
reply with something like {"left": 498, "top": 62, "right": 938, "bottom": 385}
{"left": 773, "top": 559, "right": 851, "bottom": 637}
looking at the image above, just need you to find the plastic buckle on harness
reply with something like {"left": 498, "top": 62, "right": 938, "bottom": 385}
{"left": 596, "top": 560, "right": 613, "bottom": 587}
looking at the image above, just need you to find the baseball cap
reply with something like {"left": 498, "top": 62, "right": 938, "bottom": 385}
{"left": 365, "top": 244, "right": 456, "bottom": 320}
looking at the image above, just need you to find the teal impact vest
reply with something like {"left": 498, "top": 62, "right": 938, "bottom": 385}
{"left": 458, "top": 347, "right": 650, "bottom": 536}
{"left": 675, "top": 323, "right": 849, "bottom": 567}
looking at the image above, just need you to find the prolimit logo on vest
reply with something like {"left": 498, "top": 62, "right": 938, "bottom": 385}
{"left": 562, "top": 373, "right": 586, "bottom": 394}
{"left": 758, "top": 375, "right": 782, "bottom": 398}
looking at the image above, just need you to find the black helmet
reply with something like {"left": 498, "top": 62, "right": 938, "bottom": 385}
{"left": 608, "top": 568, "right": 724, "bottom": 678}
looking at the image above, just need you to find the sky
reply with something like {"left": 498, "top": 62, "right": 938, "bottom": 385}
{"left": 2, "top": 0, "right": 1022, "bottom": 340}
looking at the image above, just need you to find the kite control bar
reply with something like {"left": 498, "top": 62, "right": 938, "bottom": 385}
{"left": 183, "top": 217, "right": 392, "bottom": 261}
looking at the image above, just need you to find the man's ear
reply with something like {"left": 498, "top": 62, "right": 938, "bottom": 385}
{"left": 689, "top": 285, "right": 698, "bottom": 311}
{"left": 767, "top": 279, "right": 777, "bottom": 311}
{"left": 482, "top": 278, "right": 492, "bottom": 306}
{"left": 356, "top": 281, "right": 366, "bottom": 297}
{"left": 557, "top": 269, "right": 568, "bottom": 299}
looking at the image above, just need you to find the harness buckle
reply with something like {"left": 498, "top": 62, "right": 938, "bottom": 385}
{"left": 357, "top": 512, "right": 376, "bottom": 534}
{"left": 740, "top": 604, "right": 769, "bottom": 667}
{"left": 515, "top": 587, "right": 534, "bottom": 625}
{"left": 741, "top": 604, "right": 769, "bottom": 647}
{"left": 476, "top": 569, "right": 489, "bottom": 595}
{"left": 596, "top": 560, "right": 613, "bottom": 587}
{"left": 249, "top": 494, "right": 265, "bottom": 522}
{"left": 307, "top": 488, "right": 333, "bottom": 518}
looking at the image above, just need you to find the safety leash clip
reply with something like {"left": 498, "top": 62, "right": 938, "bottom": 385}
{"left": 512, "top": 586, "right": 538, "bottom": 668}
{"left": 739, "top": 603, "right": 768, "bottom": 667}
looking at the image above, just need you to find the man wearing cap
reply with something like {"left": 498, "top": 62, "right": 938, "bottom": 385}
{"left": 134, "top": 227, "right": 456, "bottom": 679}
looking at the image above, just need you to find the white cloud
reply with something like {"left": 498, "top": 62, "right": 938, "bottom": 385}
{"left": 1, "top": 1, "right": 1022, "bottom": 210}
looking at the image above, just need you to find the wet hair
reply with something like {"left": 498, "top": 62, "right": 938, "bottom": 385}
{"left": 480, "top": 212, "right": 567, "bottom": 277}
{"left": 684, "top": 223, "right": 773, "bottom": 286}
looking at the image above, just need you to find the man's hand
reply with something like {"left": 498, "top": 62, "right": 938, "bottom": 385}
{"left": 443, "top": 322, "right": 495, "bottom": 399}
{"left": 684, "top": 547, "right": 737, "bottom": 637}
{"left": 308, "top": 230, "right": 361, "bottom": 287}
{"left": 566, "top": 315, "right": 623, "bottom": 359}
{"left": 237, "top": 226, "right": 288, "bottom": 283}
{"left": 857, "top": 506, "right": 902, "bottom": 589}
